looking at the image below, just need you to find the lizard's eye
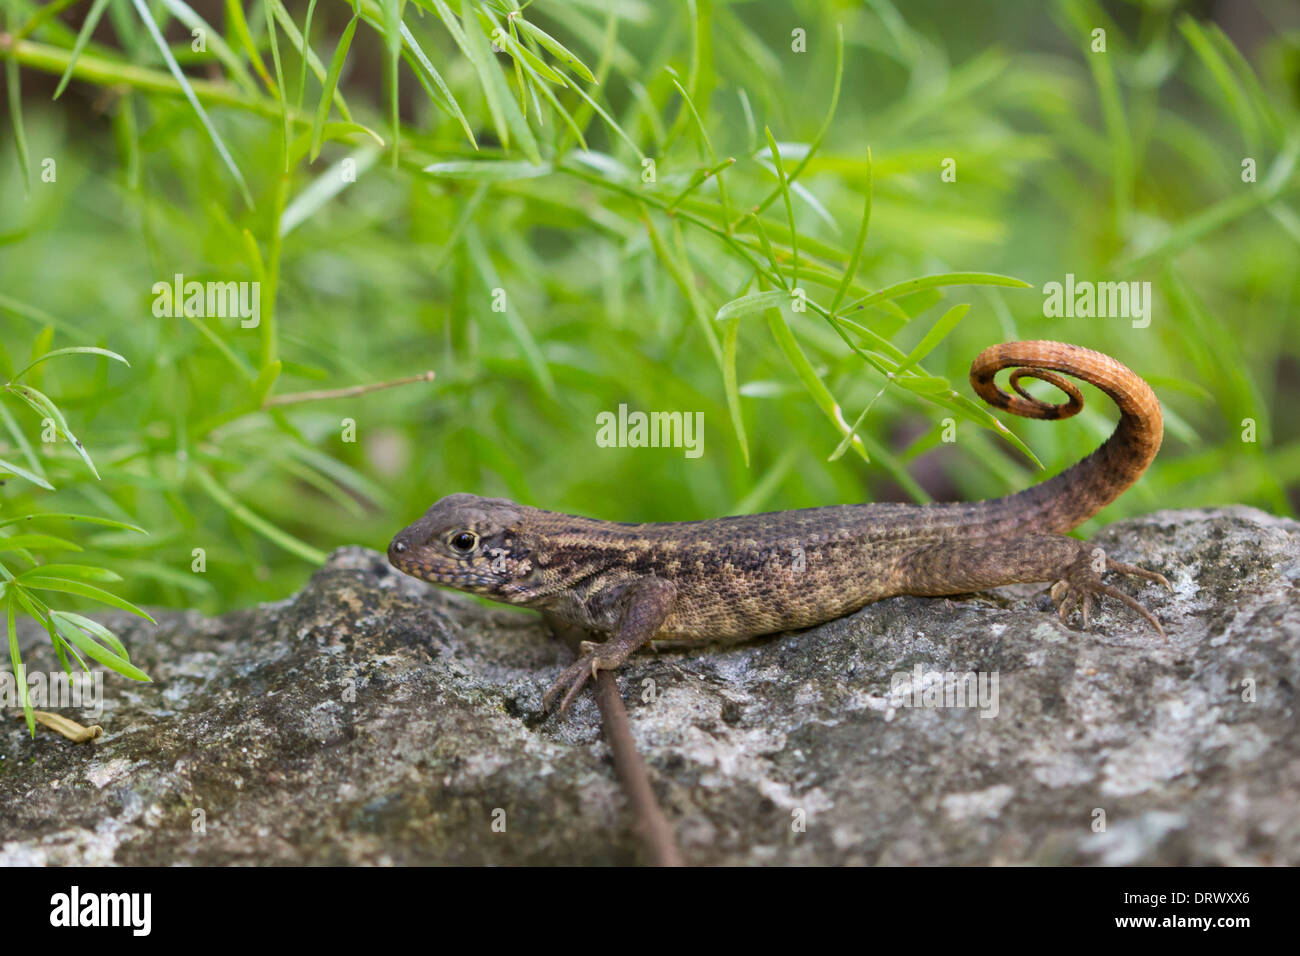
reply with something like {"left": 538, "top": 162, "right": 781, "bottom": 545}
{"left": 449, "top": 531, "right": 479, "bottom": 553}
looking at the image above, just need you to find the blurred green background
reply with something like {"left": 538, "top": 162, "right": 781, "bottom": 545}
{"left": 1, "top": 0, "right": 1298, "bottom": 622}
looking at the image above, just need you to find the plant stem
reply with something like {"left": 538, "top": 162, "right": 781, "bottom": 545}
{"left": 593, "top": 670, "right": 684, "bottom": 867}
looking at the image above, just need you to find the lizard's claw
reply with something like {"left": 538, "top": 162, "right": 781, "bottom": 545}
{"left": 1050, "top": 552, "right": 1170, "bottom": 640}
{"left": 543, "top": 640, "right": 629, "bottom": 714}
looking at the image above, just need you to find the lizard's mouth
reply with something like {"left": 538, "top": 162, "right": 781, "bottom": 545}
{"left": 387, "top": 538, "right": 500, "bottom": 591}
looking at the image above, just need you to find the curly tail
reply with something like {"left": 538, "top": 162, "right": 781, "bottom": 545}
{"left": 969, "top": 340, "right": 1163, "bottom": 535}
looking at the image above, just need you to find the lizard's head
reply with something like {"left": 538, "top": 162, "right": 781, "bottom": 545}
{"left": 388, "top": 493, "right": 539, "bottom": 603}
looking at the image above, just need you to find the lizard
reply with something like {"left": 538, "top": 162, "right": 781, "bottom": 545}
{"left": 388, "top": 340, "right": 1171, "bottom": 714}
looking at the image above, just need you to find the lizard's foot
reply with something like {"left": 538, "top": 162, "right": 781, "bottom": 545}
{"left": 543, "top": 639, "right": 637, "bottom": 714}
{"left": 1049, "top": 548, "right": 1172, "bottom": 640}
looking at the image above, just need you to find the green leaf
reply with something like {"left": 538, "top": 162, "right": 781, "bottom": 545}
{"left": 311, "top": 14, "right": 361, "bottom": 161}
{"left": 296, "top": 0, "right": 319, "bottom": 113}
{"left": 50, "top": 610, "right": 130, "bottom": 660}
{"left": 225, "top": 0, "right": 275, "bottom": 91}
{"left": 751, "top": 24, "right": 844, "bottom": 220}
{"left": 515, "top": 17, "right": 597, "bottom": 83}
{"left": 5, "top": 31, "right": 31, "bottom": 198}
{"left": 0, "top": 534, "right": 83, "bottom": 554}
{"left": 490, "top": 27, "right": 588, "bottom": 148}
{"left": 17, "top": 563, "right": 124, "bottom": 584}
{"left": 831, "top": 147, "right": 872, "bottom": 314}
{"left": 251, "top": 360, "right": 283, "bottom": 406}
{"left": 763, "top": 302, "right": 868, "bottom": 463}
{"left": 0, "top": 455, "right": 54, "bottom": 489}
{"left": 266, "top": 0, "right": 352, "bottom": 119}
{"left": 4, "top": 382, "right": 99, "bottom": 479}
{"left": 380, "top": 1, "right": 403, "bottom": 164}
{"left": 720, "top": 315, "right": 750, "bottom": 467}
{"left": 841, "top": 272, "right": 1032, "bottom": 313}
{"left": 128, "top": 0, "right": 253, "bottom": 207}
{"left": 8, "top": 346, "right": 129, "bottom": 382}
{"left": 460, "top": 2, "right": 541, "bottom": 163}
{"left": 424, "top": 160, "right": 553, "bottom": 182}
{"left": 764, "top": 128, "right": 799, "bottom": 287}
{"left": 158, "top": 0, "right": 260, "bottom": 97}
{"left": 53, "top": 0, "right": 113, "bottom": 100}
{"left": 0, "top": 513, "right": 147, "bottom": 534}
{"left": 463, "top": 225, "right": 554, "bottom": 395}
{"left": 399, "top": 21, "right": 474, "bottom": 146}
{"left": 715, "top": 291, "right": 789, "bottom": 322}
{"left": 0, "top": 402, "right": 44, "bottom": 480}
{"left": 895, "top": 303, "right": 971, "bottom": 375}
{"left": 51, "top": 614, "right": 151, "bottom": 682}
{"left": 17, "top": 576, "right": 157, "bottom": 624}
{"left": 6, "top": 596, "right": 35, "bottom": 735}
{"left": 193, "top": 467, "right": 328, "bottom": 564}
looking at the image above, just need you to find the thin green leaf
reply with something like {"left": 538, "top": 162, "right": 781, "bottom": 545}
{"left": 0, "top": 402, "right": 43, "bottom": 478}
{"left": 399, "top": 21, "right": 475, "bottom": 145}
{"left": 193, "top": 467, "right": 328, "bottom": 563}
{"left": 51, "top": 614, "right": 151, "bottom": 682}
{"left": 424, "top": 159, "right": 553, "bottom": 181}
{"left": 17, "top": 563, "right": 124, "bottom": 584}
{"left": 53, "top": 0, "right": 113, "bottom": 100}
{"left": 311, "top": 14, "right": 361, "bottom": 161}
{"left": 830, "top": 147, "right": 872, "bottom": 313}
{"left": 515, "top": 16, "right": 596, "bottom": 83}
{"left": 5, "top": 382, "right": 99, "bottom": 478}
{"left": 265, "top": 0, "right": 352, "bottom": 118}
{"left": 0, "top": 455, "right": 54, "bottom": 489}
{"left": 50, "top": 610, "right": 130, "bottom": 660}
{"left": 764, "top": 303, "right": 868, "bottom": 463}
{"left": 296, "top": 0, "right": 318, "bottom": 112}
{"left": 841, "top": 273, "right": 1032, "bottom": 313}
{"left": 159, "top": 0, "right": 260, "bottom": 97}
{"left": 5, "top": 32, "right": 31, "bottom": 197}
{"left": 381, "top": 0, "right": 402, "bottom": 166}
{"left": 461, "top": 3, "right": 541, "bottom": 163}
{"left": 715, "top": 291, "right": 789, "bottom": 322}
{"left": 129, "top": 0, "right": 253, "bottom": 207}
{"left": 225, "top": 0, "right": 275, "bottom": 91}
{"left": 896, "top": 303, "right": 971, "bottom": 375}
{"left": 721, "top": 316, "right": 750, "bottom": 467}
{"left": 764, "top": 128, "right": 799, "bottom": 287}
{"left": 8, "top": 346, "right": 130, "bottom": 382}
{"left": 0, "top": 534, "right": 83, "bottom": 554}
{"left": 6, "top": 596, "right": 35, "bottom": 735}
{"left": 0, "top": 513, "right": 147, "bottom": 533}
{"left": 19, "top": 578, "right": 156, "bottom": 625}
{"left": 464, "top": 225, "right": 554, "bottom": 394}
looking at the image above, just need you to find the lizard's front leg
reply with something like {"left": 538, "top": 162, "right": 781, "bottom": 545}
{"left": 543, "top": 577, "right": 677, "bottom": 714}
{"left": 893, "top": 533, "right": 1171, "bottom": 637}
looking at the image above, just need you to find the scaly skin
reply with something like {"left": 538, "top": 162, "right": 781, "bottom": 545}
{"left": 389, "top": 341, "right": 1171, "bottom": 713}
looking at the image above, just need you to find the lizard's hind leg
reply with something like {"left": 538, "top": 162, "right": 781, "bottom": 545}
{"left": 894, "top": 533, "right": 1171, "bottom": 638}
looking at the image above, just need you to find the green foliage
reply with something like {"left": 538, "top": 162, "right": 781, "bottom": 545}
{"left": 0, "top": 347, "right": 153, "bottom": 733}
{"left": 0, "top": 0, "right": 1297, "bottom": 707}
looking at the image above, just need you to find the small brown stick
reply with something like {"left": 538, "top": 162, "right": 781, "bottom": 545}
{"left": 263, "top": 371, "right": 435, "bottom": 407}
{"left": 592, "top": 671, "right": 684, "bottom": 867}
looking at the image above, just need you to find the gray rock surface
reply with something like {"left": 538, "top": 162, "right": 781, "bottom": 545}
{"left": 1, "top": 506, "right": 1297, "bottom": 865}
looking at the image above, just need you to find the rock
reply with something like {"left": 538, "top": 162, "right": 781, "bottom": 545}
{"left": 1, "top": 506, "right": 1297, "bottom": 865}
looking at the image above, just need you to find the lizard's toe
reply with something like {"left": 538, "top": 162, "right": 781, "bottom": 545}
{"left": 542, "top": 657, "right": 593, "bottom": 713}
{"left": 1050, "top": 552, "right": 1168, "bottom": 640}
{"left": 543, "top": 643, "right": 632, "bottom": 714}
